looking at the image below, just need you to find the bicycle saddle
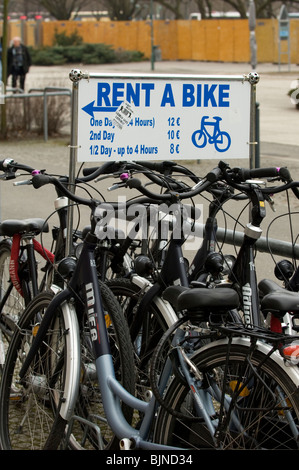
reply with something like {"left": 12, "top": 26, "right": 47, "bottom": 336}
{"left": 162, "top": 285, "right": 189, "bottom": 309}
{"left": 0, "top": 218, "right": 49, "bottom": 237}
{"left": 258, "top": 278, "right": 285, "bottom": 295}
{"left": 261, "top": 290, "right": 299, "bottom": 316}
{"left": 163, "top": 285, "right": 239, "bottom": 314}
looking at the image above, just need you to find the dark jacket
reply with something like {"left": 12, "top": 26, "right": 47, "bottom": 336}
{"left": 7, "top": 44, "right": 31, "bottom": 76}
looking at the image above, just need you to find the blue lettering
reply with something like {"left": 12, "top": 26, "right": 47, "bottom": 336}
{"left": 112, "top": 83, "right": 125, "bottom": 107}
{"left": 96, "top": 82, "right": 155, "bottom": 109}
{"left": 197, "top": 84, "right": 202, "bottom": 106}
{"left": 182, "top": 83, "right": 230, "bottom": 108}
{"left": 161, "top": 84, "right": 175, "bottom": 107}
{"left": 142, "top": 83, "right": 155, "bottom": 106}
{"left": 127, "top": 83, "right": 140, "bottom": 106}
{"left": 182, "top": 84, "right": 195, "bottom": 107}
{"left": 219, "top": 84, "right": 230, "bottom": 107}
{"left": 204, "top": 84, "right": 217, "bottom": 107}
{"left": 97, "top": 83, "right": 111, "bottom": 107}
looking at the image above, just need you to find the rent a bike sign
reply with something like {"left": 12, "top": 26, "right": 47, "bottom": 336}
{"left": 73, "top": 71, "right": 256, "bottom": 162}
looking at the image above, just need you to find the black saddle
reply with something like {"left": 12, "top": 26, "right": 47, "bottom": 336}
{"left": 261, "top": 290, "right": 299, "bottom": 316}
{"left": 258, "top": 278, "right": 285, "bottom": 295}
{"left": 0, "top": 218, "right": 49, "bottom": 237}
{"left": 259, "top": 278, "right": 299, "bottom": 316}
{"left": 163, "top": 285, "right": 239, "bottom": 316}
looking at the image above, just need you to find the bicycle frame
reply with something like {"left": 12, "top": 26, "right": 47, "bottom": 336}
{"left": 227, "top": 184, "right": 267, "bottom": 327}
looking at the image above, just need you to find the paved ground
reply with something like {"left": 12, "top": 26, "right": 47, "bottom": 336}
{"left": 0, "top": 60, "right": 298, "bottom": 281}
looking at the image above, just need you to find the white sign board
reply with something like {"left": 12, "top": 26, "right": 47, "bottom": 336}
{"left": 77, "top": 74, "right": 251, "bottom": 162}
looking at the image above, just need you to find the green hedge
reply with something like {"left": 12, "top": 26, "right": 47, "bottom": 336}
{"left": 29, "top": 44, "right": 145, "bottom": 66}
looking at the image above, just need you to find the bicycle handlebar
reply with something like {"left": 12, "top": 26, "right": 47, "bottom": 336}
{"left": 0, "top": 158, "right": 38, "bottom": 178}
{"left": 0, "top": 158, "right": 127, "bottom": 186}
{"left": 221, "top": 161, "right": 299, "bottom": 200}
{"left": 32, "top": 160, "right": 299, "bottom": 204}
{"left": 83, "top": 160, "right": 200, "bottom": 191}
{"left": 5, "top": 155, "right": 299, "bottom": 209}
{"left": 82, "top": 160, "right": 177, "bottom": 177}
{"left": 31, "top": 166, "right": 216, "bottom": 206}
{"left": 230, "top": 165, "right": 291, "bottom": 183}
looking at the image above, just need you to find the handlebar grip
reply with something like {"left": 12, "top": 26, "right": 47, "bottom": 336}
{"left": 82, "top": 167, "right": 101, "bottom": 176}
{"left": 235, "top": 166, "right": 290, "bottom": 181}
{"left": 138, "top": 161, "right": 177, "bottom": 172}
{"left": 206, "top": 167, "right": 223, "bottom": 183}
{"left": 277, "top": 167, "right": 292, "bottom": 182}
{"left": 82, "top": 161, "right": 122, "bottom": 177}
{"left": 32, "top": 174, "right": 53, "bottom": 189}
{"left": 126, "top": 178, "right": 142, "bottom": 189}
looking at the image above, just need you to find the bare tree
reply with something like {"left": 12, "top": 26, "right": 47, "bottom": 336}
{"left": 158, "top": 0, "right": 299, "bottom": 19}
{"left": 155, "top": 0, "right": 185, "bottom": 18}
{"left": 98, "top": 0, "right": 140, "bottom": 20}
{"left": 38, "top": 0, "right": 90, "bottom": 20}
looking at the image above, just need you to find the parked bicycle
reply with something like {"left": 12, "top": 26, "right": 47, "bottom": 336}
{"left": 1, "top": 162, "right": 299, "bottom": 450}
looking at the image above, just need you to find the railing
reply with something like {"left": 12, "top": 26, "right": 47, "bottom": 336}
{"left": 1, "top": 87, "right": 72, "bottom": 141}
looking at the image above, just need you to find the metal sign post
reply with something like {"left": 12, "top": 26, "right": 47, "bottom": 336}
{"left": 66, "top": 69, "right": 84, "bottom": 255}
{"left": 278, "top": 5, "right": 290, "bottom": 71}
{"left": 249, "top": 0, "right": 257, "bottom": 71}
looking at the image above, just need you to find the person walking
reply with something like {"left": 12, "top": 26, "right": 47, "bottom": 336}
{"left": 7, "top": 37, "right": 31, "bottom": 91}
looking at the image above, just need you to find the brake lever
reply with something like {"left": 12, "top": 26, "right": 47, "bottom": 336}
{"left": 265, "top": 194, "right": 276, "bottom": 212}
{"left": 107, "top": 182, "right": 127, "bottom": 191}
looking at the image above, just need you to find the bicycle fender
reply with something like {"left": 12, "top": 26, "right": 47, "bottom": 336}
{"left": 58, "top": 300, "right": 81, "bottom": 421}
{"left": 131, "top": 274, "right": 179, "bottom": 327}
{"left": 198, "top": 336, "right": 299, "bottom": 387}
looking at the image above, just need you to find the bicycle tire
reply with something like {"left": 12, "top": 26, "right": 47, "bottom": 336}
{"left": 0, "top": 281, "right": 136, "bottom": 450}
{"left": 69, "top": 280, "right": 136, "bottom": 450}
{"left": 0, "top": 292, "right": 71, "bottom": 449}
{"left": 153, "top": 338, "right": 299, "bottom": 450}
{"left": 106, "top": 277, "right": 171, "bottom": 399}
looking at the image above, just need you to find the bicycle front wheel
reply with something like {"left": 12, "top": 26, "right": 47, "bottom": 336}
{"left": 154, "top": 339, "right": 299, "bottom": 450}
{"left": 69, "top": 280, "right": 136, "bottom": 450}
{"left": 106, "top": 277, "right": 171, "bottom": 399}
{"left": 0, "top": 292, "right": 74, "bottom": 450}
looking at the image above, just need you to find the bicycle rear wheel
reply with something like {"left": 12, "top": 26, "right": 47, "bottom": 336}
{"left": 154, "top": 339, "right": 299, "bottom": 450}
{"left": 0, "top": 292, "right": 73, "bottom": 450}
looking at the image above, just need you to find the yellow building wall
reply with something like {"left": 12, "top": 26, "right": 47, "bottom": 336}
{"left": 2, "top": 18, "right": 299, "bottom": 64}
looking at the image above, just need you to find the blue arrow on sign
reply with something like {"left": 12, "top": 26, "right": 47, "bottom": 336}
{"left": 82, "top": 101, "right": 118, "bottom": 117}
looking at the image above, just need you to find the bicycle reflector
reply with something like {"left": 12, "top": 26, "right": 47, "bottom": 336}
{"left": 281, "top": 342, "right": 299, "bottom": 365}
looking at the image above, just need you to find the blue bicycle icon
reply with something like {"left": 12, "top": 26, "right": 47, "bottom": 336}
{"left": 191, "top": 116, "right": 231, "bottom": 152}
